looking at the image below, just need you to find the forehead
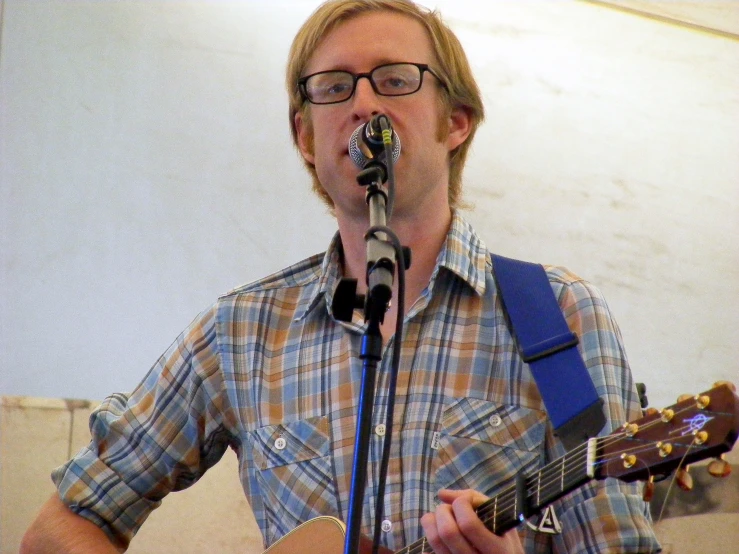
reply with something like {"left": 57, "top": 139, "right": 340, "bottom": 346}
{"left": 303, "top": 11, "right": 435, "bottom": 75}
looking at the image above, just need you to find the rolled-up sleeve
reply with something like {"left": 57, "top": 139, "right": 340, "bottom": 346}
{"left": 52, "top": 305, "right": 235, "bottom": 548}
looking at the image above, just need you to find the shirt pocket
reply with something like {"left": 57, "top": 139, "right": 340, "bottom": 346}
{"left": 250, "top": 415, "right": 338, "bottom": 544}
{"left": 434, "top": 397, "right": 547, "bottom": 496}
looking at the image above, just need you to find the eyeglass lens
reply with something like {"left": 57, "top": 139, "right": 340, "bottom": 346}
{"left": 305, "top": 63, "right": 423, "bottom": 104}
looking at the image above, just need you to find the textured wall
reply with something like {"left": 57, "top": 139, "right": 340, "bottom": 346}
{"left": 1, "top": 1, "right": 737, "bottom": 410}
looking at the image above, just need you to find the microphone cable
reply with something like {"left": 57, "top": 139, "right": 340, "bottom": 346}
{"left": 367, "top": 117, "right": 403, "bottom": 553}
{"left": 366, "top": 223, "right": 405, "bottom": 554}
{"left": 378, "top": 115, "right": 396, "bottom": 220}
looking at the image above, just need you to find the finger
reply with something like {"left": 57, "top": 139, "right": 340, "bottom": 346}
{"left": 420, "top": 511, "right": 452, "bottom": 554}
{"left": 443, "top": 490, "right": 523, "bottom": 554}
{"left": 450, "top": 493, "right": 493, "bottom": 550}
{"left": 433, "top": 499, "right": 478, "bottom": 554}
{"left": 438, "top": 488, "right": 488, "bottom": 508}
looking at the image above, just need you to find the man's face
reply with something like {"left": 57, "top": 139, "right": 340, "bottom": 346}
{"left": 294, "top": 11, "right": 470, "bottom": 221}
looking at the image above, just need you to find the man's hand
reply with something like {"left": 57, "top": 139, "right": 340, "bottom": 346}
{"left": 420, "top": 489, "right": 524, "bottom": 554}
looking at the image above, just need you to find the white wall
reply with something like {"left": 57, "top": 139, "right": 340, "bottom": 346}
{"left": 1, "top": 0, "right": 737, "bottom": 410}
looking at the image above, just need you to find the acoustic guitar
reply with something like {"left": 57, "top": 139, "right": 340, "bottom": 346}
{"left": 264, "top": 382, "right": 739, "bottom": 554}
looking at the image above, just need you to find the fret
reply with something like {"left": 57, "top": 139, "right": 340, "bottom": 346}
{"left": 519, "top": 444, "right": 593, "bottom": 519}
{"left": 536, "top": 467, "right": 542, "bottom": 506}
{"left": 560, "top": 455, "right": 565, "bottom": 492}
{"left": 586, "top": 437, "right": 597, "bottom": 478}
{"left": 493, "top": 494, "right": 498, "bottom": 534}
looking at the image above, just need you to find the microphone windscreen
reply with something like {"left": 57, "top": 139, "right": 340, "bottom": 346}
{"left": 348, "top": 123, "right": 401, "bottom": 169}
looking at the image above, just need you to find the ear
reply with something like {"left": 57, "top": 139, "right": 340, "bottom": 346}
{"left": 445, "top": 105, "right": 472, "bottom": 152}
{"left": 294, "top": 110, "right": 315, "bottom": 165}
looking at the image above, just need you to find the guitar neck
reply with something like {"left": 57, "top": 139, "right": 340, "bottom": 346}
{"left": 264, "top": 384, "right": 737, "bottom": 554}
{"left": 396, "top": 382, "right": 739, "bottom": 553}
{"left": 265, "top": 384, "right": 737, "bottom": 554}
{"left": 481, "top": 439, "right": 595, "bottom": 533}
{"left": 395, "top": 439, "right": 597, "bottom": 553}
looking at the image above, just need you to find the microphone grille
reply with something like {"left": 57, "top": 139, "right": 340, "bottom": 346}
{"left": 348, "top": 125, "right": 401, "bottom": 169}
{"left": 348, "top": 126, "right": 367, "bottom": 168}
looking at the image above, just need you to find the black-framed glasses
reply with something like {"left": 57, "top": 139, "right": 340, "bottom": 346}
{"left": 298, "top": 62, "right": 445, "bottom": 105}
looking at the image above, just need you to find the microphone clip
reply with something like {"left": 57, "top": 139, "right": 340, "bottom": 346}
{"left": 357, "top": 165, "right": 388, "bottom": 190}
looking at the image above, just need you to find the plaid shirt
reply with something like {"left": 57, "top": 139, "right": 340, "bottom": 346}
{"left": 53, "top": 213, "right": 659, "bottom": 553}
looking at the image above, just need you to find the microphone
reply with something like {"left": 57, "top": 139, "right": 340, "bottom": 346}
{"left": 348, "top": 114, "right": 401, "bottom": 169}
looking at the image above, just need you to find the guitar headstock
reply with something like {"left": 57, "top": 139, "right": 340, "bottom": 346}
{"left": 596, "top": 382, "right": 739, "bottom": 482}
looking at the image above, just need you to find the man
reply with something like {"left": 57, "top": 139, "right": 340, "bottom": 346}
{"left": 22, "top": 1, "right": 660, "bottom": 553}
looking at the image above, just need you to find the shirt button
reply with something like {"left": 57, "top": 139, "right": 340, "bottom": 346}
{"left": 489, "top": 414, "right": 502, "bottom": 427}
{"left": 381, "top": 519, "right": 393, "bottom": 533}
{"left": 275, "top": 437, "right": 287, "bottom": 450}
{"left": 375, "top": 424, "right": 386, "bottom": 437}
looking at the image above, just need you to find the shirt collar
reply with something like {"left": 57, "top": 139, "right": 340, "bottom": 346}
{"left": 295, "top": 211, "right": 489, "bottom": 321}
{"left": 294, "top": 232, "right": 343, "bottom": 321}
{"left": 435, "top": 211, "right": 489, "bottom": 297}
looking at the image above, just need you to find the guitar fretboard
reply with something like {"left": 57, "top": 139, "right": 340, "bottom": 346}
{"left": 394, "top": 439, "right": 596, "bottom": 554}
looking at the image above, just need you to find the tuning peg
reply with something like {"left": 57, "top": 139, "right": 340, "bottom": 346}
{"left": 642, "top": 476, "right": 655, "bottom": 502}
{"left": 712, "top": 381, "right": 737, "bottom": 393}
{"left": 644, "top": 407, "right": 659, "bottom": 418}
{"left": 636, "top": 382, "right": 648, "bottom": 409}
{"left": 707, "top": 454, "right": 731, "bottom": 478}
{"left": 676, "top": 466, "right": 693, "bottom": 491}
{"left": 677, "top": 393, "right": 693, "bottom": 403}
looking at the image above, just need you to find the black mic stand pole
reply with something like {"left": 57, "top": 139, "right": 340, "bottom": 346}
{"left": 342, "top": 163, "right": 397, "bottom": 554}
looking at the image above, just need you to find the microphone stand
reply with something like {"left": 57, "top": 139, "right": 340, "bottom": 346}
{"left": 341, "top": 162, "right": 396, "bottom": 554}
{"left": 332, "top": 114, "right": 408, "bottom": 554}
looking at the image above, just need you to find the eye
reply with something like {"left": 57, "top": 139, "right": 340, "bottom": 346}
{"left": 306, "top": 72, "right": 353, "bottom": 102}
{"left": 325, "top": 82, "right": 352, "bottom": 96}
{"left": 373, "top": 65, "right": 420, "bottom": 94}
{"left": 381, "top": 75, "right": 410, "bottom": 89}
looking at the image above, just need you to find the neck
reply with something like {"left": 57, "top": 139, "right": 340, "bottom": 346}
{"left": 336, "top": 205, "right": 453, "bottom": 322}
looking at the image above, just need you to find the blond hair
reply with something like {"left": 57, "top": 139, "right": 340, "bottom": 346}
{"left": 286, "top": 0, "right": 484, "bottom": 209}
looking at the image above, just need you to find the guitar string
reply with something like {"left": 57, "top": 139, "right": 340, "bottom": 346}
{"left": 471, "top": 437, "right": 704, "bottom": 547}
{"left": 395, "top": 430, "right": 697, "bottom": 554}
{"left": 477, "top": 419, "right": 707, "bottom": 522}
{"left": 477, "top": 439, "right": 704, "bottom": 529}
{"left": 398, "top": 435, "right": 705, "bottom": 554}
{"left": 474, "top": 402, "right": 712, "bottom": 525}
{"left": 536, "top": 400, "right": 710, "bottom": 491}
{"left": 395, "top": 401, "right": 716, "bottom": 554}
{"left": 655, "top": 441, "right": 697, "bottom": 525}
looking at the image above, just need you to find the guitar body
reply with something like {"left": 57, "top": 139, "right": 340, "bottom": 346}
{"left": 263, "top": 517, "right": 345, "bottom": 554}
{"left": 263, "top": 516, "right": 392, "bottom": 554}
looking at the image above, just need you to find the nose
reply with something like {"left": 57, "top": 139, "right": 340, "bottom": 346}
{"left": 351, "top": 75, "right": 382, "bottom": 122}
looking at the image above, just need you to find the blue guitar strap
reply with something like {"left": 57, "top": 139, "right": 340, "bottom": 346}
{"left": 491, "top": 254, "right": 605, "bottom": 451}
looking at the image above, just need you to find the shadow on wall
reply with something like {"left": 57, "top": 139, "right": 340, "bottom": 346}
{"left": 1, "top": 395, "right": 737, "bottom": 553}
